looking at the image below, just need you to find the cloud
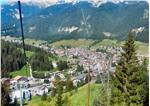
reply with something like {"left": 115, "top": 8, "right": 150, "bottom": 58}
{"left": 4, "top": 0, "right": 58, "bottom": 7}
{"left": 3, "top": 0, "right": 148, "bottom": 7}
{"left": 6, "top": 0, "right": 57, "bottom": 3}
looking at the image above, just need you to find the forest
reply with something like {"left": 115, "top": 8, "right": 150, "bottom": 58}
{"left": 1, "top": 40, "right": 25, "bottom": 77}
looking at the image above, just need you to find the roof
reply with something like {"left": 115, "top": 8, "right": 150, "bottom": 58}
{"left": 13, "top": 75, "right": 22, "bottom": 81}
{"left": 1, "top": 78, "right": 11, "bottom": 84}
{"left": 75, "top": 74, "right": 85, "bottom": 80}
{"left": 13, "top": 76, "right": 28, "bottom": 81}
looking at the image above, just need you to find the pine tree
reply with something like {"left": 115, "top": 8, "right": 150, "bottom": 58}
{"left": 66, "top": 76, "right": 74, "bottom": 92}
{"left": 63, "top": 95, "right": 71, "bottom": 106}
{"left": 76, "top": 65, "right": 84, "bottom": 72}
{"left": 110, "top": 32, "right": 148, "bottom": 106}
{"left": 14, "top": 97, "right": 18, "bottom": 105}
{"left": 93, "top": 97, "right": 101, "bottom": 106}
{"left": 55, "top": 81, "right": 64, "bottom": 106}
{"left": 41, "top": 93, "right": 47, "bottom": 101}
{"left": 1, "top": 83, "right": 10, "bottom": 106}
{"left": 137, "top": 58, "right": 149, "bottom": 105}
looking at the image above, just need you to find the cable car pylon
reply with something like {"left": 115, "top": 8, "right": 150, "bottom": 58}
{"left": 18, "top": 1, "right": 28, "bottom": 106}
{"left": 18, "top": 0, "right": 28, "bottom": 76}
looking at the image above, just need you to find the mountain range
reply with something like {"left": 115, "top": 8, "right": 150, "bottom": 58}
{"left": 1, "top": 1, "right": 149, "bottom": 42}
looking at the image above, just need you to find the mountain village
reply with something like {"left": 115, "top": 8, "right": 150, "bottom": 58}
{"left": 1, "top": 35, "right": 148, "bottom": 104}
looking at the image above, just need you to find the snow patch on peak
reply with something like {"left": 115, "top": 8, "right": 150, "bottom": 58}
{"left": 64, "top": 0, "right": 80, "bottom": 4}
{"left": 29, "top": 26, "right": 36, "bottom": 32}
{"left": 90, "top": 0, "right": 107, "bottom": 7}
{"left": 143, "top": 9, "right": 148, "bottom": 19}
{"left": 58, "top": 26, "right": 78, "bottom": 33}
{"left": 4, "top": 0, "right": 126, "bottom": 8}
{"left": 90, "top": 0, "right": 124, "bottom": 7}
{"left": 14, "top": 13, "right": 24, "bottom": 19}
{"left": 132, "top": 27, "right": 145, "bottom": 35}
{"left": 103, "top": 32, "right": 111, "bottom": 37}
{"left": 5, "top": 0, "right": 58, "bottom": 7}
{"left": 124, "top": 1, "right": 129, "bottom": 4}
{"left": 111, "top": 0, "right": 124, "bottom": 4}
{"left": 13, "top": 8, "right": 24, "bottom": 19}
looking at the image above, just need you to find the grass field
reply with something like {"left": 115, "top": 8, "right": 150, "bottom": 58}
{"left": 70, "top": 83, "right": 101, "bottom": 106}
{"left": 25, "top": 38, "right": 47, "bottom": 46}
{"left": 19, "top": 48, "right": 34, "bottom": 58}
{"left": 120, "top": 41, "right": 148, "bottom": 56}
{"left": 10, "top": 65, "right": 30, "bottom": 77}
{"left": 10, "top": 48, "right": 32, "bottom": 78}
{"left": 48, "top": 54, "right": 67, "bottom": 61}
{"left": 51, "top": 39, "right": 119, "bottom": 48}
{"left": 51, "top": 39, "right": 148, "bottom": 56}
{"left": 9, "top": 53, "right": 67, "bottom": 78}
{"left": 90, "top": 39, "right": 119, "bottom": 49}
{"left": 17, "top": 38, "right": 148, "bottom": 56}
{"left": 51, "top": 39, "right": 95, "bottom": 48}
{"left": 134, "top": 41, "right": 148, "bottom": 56}
{"left": 27, "top": 83, "right": 101, "bottom": 106}
{"left": 10, "top": 50, "right": 68, "bottom": 78}
{"left": 26, "top": 51, "right": 34, "bottom": 58}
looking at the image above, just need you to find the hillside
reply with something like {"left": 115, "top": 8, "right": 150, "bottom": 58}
{"left": 51, "top": 39, "right": 95, "bottom": 48}
{"left": 1, "top": 41, "right": 26, "bottom": 77}
{"left": 28, "top": 83, "right": 101, "bottom": 106}
{"left": 51, "top": 39, "right": 148, "bottom": 56}
{"left": 1, "top": 1, "right": 149, "bottom": 42}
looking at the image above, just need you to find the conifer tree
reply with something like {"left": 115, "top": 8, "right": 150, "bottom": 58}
{"left": 66, "top": 76, "right": 74, "bottom": 92}
{"left": 55, "top": 81, "right": 64, "bottom": 106}
{"left": 1, "top": 83, "right": 10, "bottom": 106}
{"left": 137, "top": 58, "right": 149, "bottom": 105}
{"left": 63, "top": 95, "right": 71, "bottom": 106}
{"left": 110, "top": 32, "right": 148, "bottom": 106}
{"left": 41, "top": 93, "right": 47, "bottom": 101}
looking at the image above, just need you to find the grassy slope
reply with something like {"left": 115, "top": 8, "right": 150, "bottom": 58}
{"left": 70, "top": 83, "right": 101, "bottom": 106}
{"left": 51, "top": 39, "right": 95, "bottom": 48}
{"left": 10, "top": 51, "right": 66, "bottom": 78}
{"left": 133, "top": 41, "right": 148, "bottom": 56}
{"left": 10, "top": 65, "right": 30, "bottom": 77}
{"left": 19, "top": 48, "right": 34, "bottom": 58}
{"left": 21, "top": 38, "right": 149, "bottom": 56}
{"left": 25, "top": 38, "right": 47, "bottom": 45}
{"left": 26, "top": 51, "right": 34, "bottom": 58}
{"left": 51, "top": 39, "right": 148, "bottom": 56}
{"left": 120, "top": 41, "right": 148, "bottom": 56}
{"left": 27, "top": 83, "right": 101, "bottom": 106}
{"left": 9, "top": 49, "right": 33, "bottom": 77}
{"left": 51, "top": 39, "right": 118, "bottom": 48}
